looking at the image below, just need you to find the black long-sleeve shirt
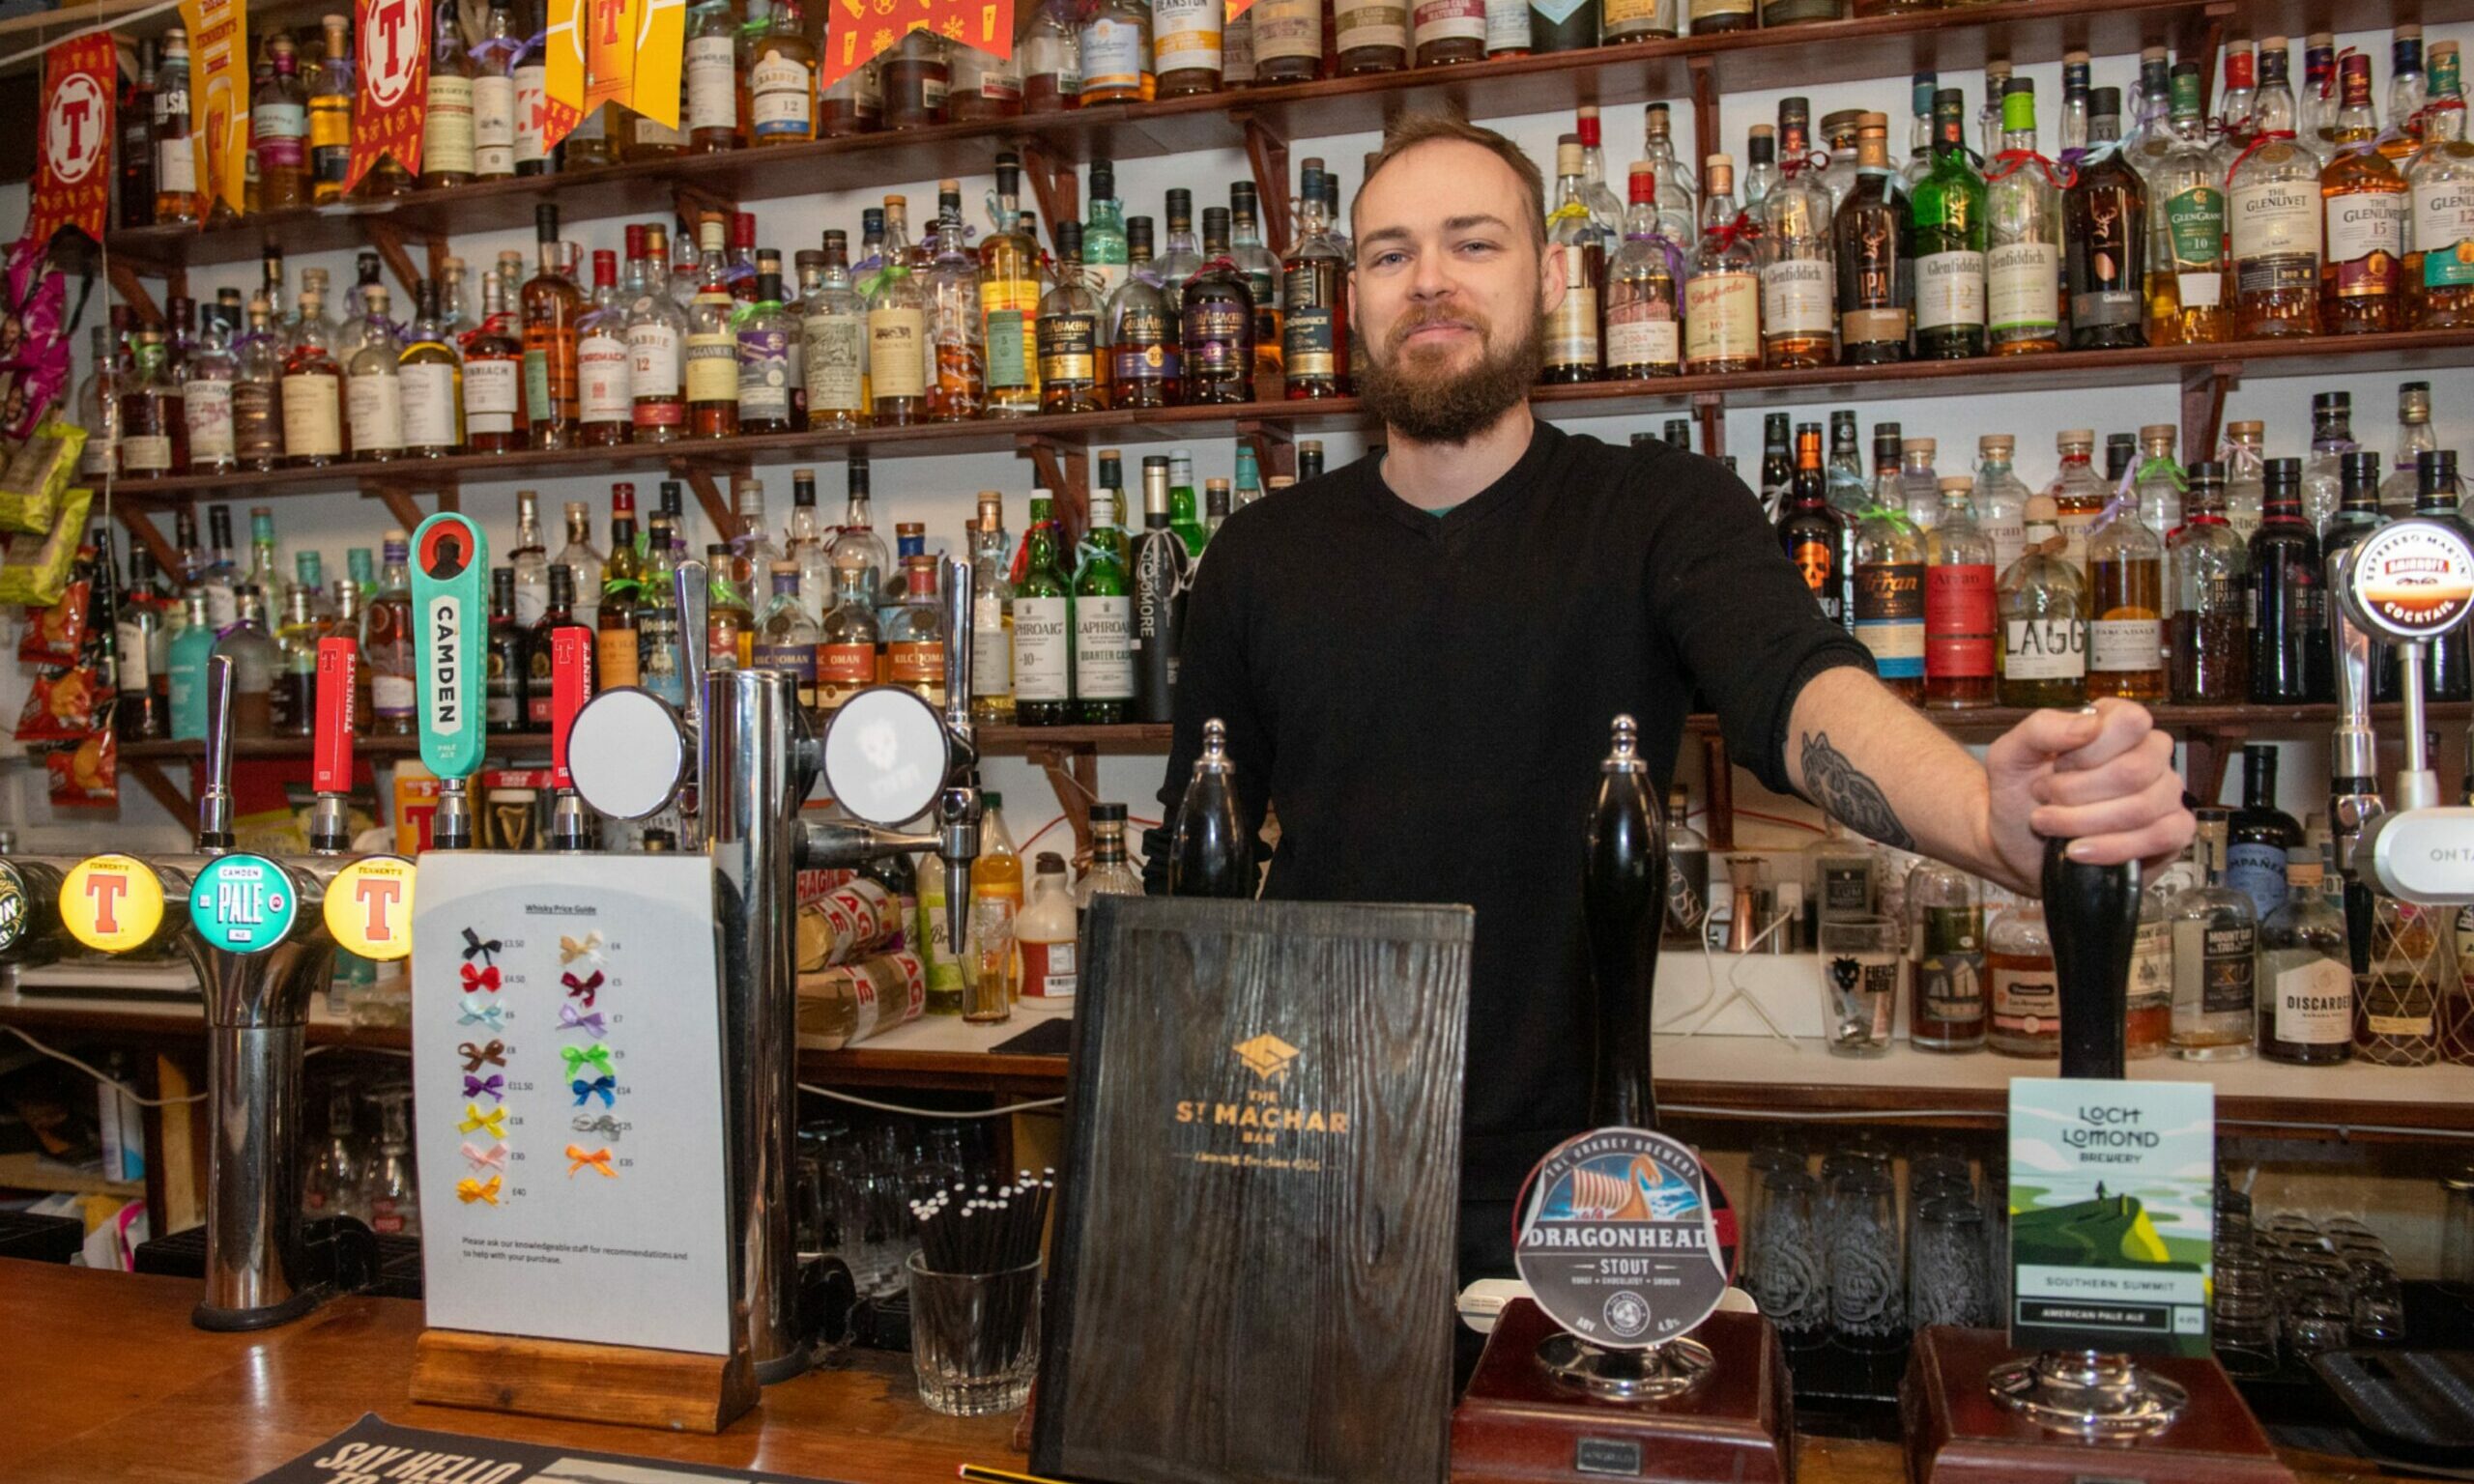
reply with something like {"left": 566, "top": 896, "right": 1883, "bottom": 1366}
{"left": 1142, "top": 420, "right": 1873, "bottom": 1271}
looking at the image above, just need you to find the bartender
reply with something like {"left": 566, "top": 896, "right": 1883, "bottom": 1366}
{"left": 1145, "top": 114, "right": 2196, "bottom": 1284}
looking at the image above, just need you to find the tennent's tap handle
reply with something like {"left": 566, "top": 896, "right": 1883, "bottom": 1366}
{"left": 411, "top": 513, "right": 489, "bottom": 849}
{"left": 2042, "top": 837, "right": 2141, "bottom": 1082}
{"left": 198, "top": 653, "right": 236, "bottom": 853}
{"left": 548, "top": 626, "right": 596, "bottom": 853}
{"left": 308, "top": 637, "right": 359, "bottom": 853}
{"left": 1583, "top": 714, "right": 1664, "bottom": 1130}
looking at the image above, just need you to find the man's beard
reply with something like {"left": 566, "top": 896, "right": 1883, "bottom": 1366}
{"left": 1356, "top": 305, "right": 1544, "bottom": 445}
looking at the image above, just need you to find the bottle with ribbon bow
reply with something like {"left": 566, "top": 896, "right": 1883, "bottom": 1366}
{"left": 1984, "top": 78, "right": 2068, "bottom": 356}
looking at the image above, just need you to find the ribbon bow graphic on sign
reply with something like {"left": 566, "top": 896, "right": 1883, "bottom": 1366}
{"left": 462, "top": 927, "right": 502, "bottom": 964}
{"left": 461, "top": 1141, "right": 508, "bottom": 1172}
{"left": 560, "top": 1004, "right": 607, "bottom": 1038}
{"left": 573, "top": 1074, "right": 618, "bottom": 1108}
{"left": 457, "top": 1103, "right": 508, "bottom": 1139}
{"left": 462, "top": 962, "right": 503, "bottom": 992}
{"left": 561, "top": 1043, "right": 615, "bottom": 1080}
{"left": 572, "top": 1113, "right": 622, "bottom": 1140}
{"left": 561, "top": 969, "right": 603, "bottom": 1007}
{"left": 459, "top": 1039, "right": 506, "bottom": 1072}
{"left": 457, "top": 1176, "right": 503, "bottom": 1206}
{"left": 560, "top": 931, "right": 603, "bottom": 965}
{"left": 457, "top": 995, "right": 505, "bottom": 1029}
{"left": 565, "top": 1144, "right": 618, "bottom": 1178}
{"left": 464, "top": 1072, "right": 506, "bottom": 1102}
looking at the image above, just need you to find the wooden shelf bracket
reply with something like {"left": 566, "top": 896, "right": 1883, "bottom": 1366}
{"left": 1237, "top": 113, "right": 1293, "bottom": 259}
{"left": 1235, "top": 417, "right": 1297, "bottom": 485}
{"left": 362, "top": 217, "right": 447, "bottom": 303}
{"left": 363, "top": 481, "right": 443, "bottom": 535}
{"left": 109, "top": 501, "right": 184, "bottom": 583}
{"left": 1015, "top": 433, "right": 1090, "bottom": 545}
{"left": 671, "top": 456, "right": 749, "bottom": 538}
{"left": 1024, "top": 743, "right": 1102, "bottom": 864}
{"left": 2181, "top": 358, "right": 2243, "bottom": 459}
{"left": 1692, "top": 390, "right": 1727, "bottom": 462}
{"left": 123, "top": 756, "right": 195, "bottom": 824}
{"left": 1014, "top": 139, "right": 1083, "bottom": 261}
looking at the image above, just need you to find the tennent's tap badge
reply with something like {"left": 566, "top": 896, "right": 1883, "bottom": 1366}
{"left": 328, "top": 856, "right": 417, "bottom": 961}
{"left": 345, "top": 0, "right": 430, "bottom": 188}
{"left": 24, "top": 36, "right": 115, "bottom": 249}
{"left": 60, "top": 854, "right": 166, "bottom": 956}
{"left": 820, "top": 0, "right": 1016, "bottom": 94}
{"left": 1515, "top": 1128, "right": 1731, "bottom": 1350}
{"left": 412, "top": 513, "right": 489, "bottom": 785}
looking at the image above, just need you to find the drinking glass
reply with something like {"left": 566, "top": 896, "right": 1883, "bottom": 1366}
{"left": 1745, "top": 1167, "right": 1829, "bottom": 1347}
{"left": 906, "top": 1252, "right": 1041, "bottom": 1416}
{"left": 1909, "top": 1196, "right": 1993, "bottom": 1330}
{"left": 1819, "top": 915, "right": 1901, "bottom": 1055}
{"left": 1827, "top": 1165, "right": 1907, "bottom": 1351}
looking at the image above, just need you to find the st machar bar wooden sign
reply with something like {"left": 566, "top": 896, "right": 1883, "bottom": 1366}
{"left": 1032, "top": 896, "right": 1474, "bottom": 1484}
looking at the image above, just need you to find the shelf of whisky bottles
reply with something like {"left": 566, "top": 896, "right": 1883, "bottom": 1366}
{"left": 94, "top": 327, "right": 2474, "bottom": 502}
{"left": 98, "top": 0, "right": 2474, "bottom": 274}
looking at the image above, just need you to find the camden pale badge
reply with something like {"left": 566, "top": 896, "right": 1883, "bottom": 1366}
{"left": 1515, "top": 1127, "right": 1729, "bottom": 1349}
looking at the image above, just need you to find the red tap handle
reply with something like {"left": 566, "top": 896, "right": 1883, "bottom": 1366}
{"left": 315, "top": 638, "right": 359, "bottom": 794}
{"left": 551, "top": 625, "right": 594, "bottom": 789}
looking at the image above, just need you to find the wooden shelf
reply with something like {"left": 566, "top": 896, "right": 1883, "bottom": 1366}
{"left": 84, "top": 328, "right": 2474, "bottom": 505}
{"left": 0, "top": 1151, "right": 143, "bottom": 1199}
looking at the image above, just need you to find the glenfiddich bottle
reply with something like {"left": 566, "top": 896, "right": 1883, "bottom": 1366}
{"left": 1984, "top": 80, "right": 2063, "bottom": 356}
{"left": 1760, "top": 100, "right": 1838, "bottom": 370}
{"left": 1833, "top": 112, "right": 1913, "bottom": 365}
{"left": 1683, "top": 153, "right": 1759, "bottom": 374}
{"left": 1912, "top": 89, "right": 1987, "bottom": 358}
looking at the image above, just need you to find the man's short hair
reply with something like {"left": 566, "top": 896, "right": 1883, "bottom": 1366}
{"left": 1352, "top": 113, "right": 1548, "bottom": 254}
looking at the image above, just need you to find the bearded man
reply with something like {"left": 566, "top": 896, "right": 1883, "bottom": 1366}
{"left": 1145, "top": 113, "right": 2193, "bottom": 1285}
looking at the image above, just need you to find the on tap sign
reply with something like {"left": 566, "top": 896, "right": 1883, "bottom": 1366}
{"left": 24, "top": 36, "right": 115, "bottom": 248}
{"left": 820, "top": 0, "right": 1015, "bottom": 93}
{"left": 345, "top": 0, "right": 431, "bottom": 188}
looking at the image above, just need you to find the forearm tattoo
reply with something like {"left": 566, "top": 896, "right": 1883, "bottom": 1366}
{"left": 1798, "top": 730, "right": 1914, "bottom": 850}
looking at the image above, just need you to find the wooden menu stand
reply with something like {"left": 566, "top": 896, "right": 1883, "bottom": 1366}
{"left": 1900, "top": 1327, "right": 2293, "bottom": 1484}
{"left": 1453, "top": 1299, "right": 1795, "bottom": 1484}
{"left": 410, "top": 1327, "right": 759, "bottom": 1435}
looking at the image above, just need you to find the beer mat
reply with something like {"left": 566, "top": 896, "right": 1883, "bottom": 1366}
{"left": 988, "top": 1018, "right": 1074, "bottom": 1056}
{"left": 249, "top": 1413, "right": 866, "bottom": 1484}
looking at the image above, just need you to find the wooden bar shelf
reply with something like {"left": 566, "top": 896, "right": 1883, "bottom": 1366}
{"left": 82, "top": 328, "right": 2474, "bottom": 505}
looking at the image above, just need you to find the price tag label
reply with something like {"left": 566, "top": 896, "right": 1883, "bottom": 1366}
{"left": 187, "top": 854, "right": 299, "bottom": 955}
{"left": 326, "top": 855, "right": 417, "bottom": 961}
{"left": 60, "top": 854, "right": 166, "bottom": 954}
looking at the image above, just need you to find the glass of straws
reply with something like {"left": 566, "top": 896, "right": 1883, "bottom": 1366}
{"left": 906, "top": 1168, "right": 1054, "bottom": 1416}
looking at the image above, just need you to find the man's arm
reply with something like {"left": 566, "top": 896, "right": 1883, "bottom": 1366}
{"left": 1783, "top": 668, "right": 2194, "bottom": 896}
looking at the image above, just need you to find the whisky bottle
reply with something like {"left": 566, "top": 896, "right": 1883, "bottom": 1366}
{"left": 1923, "top": 477, "right": 1997, "bottom": 710}
{"left": 2409, "top": 41, "right": 2474, "bottom": 328}
{"left": 522, "top": 204, "right": 584, "bottom": 449}
{"left": 252, "top": 33, "right": 310, "bottom": 212}
{"left": 1853, "top": 482, "right": 1926, "bottom": 702}
{"left": 866, "top": 196, "right": 932, "bottom": 427}
{"left": 2170, "top": 809, "right": 2258, "bottom": 1062}
{"left": 2320, "top": 51, "right": 2411, "bottom": 333}
{"left": 1683, "top": 154, "right": 1759, "bottom": 374}
{"left": 1759, "top": 99, "right": 1838, "bottom": 370}
{"left": 1037, "top": 222, "right": 1107, "bottom": 414}
{"left": 1606, "top": 164, "right": 1683, "bottom": 378}
{"left": 2065, "top": 87, "right": 2146, "bottom": 349}
{"left": 343, "top": 287, "right": 403, "bottom": 463}
{"left": 1180, "top": 208, "right": 1255, "bottom": 405}
{"left": 1282, "top": 160, "right": 1352, "bottom": 397}
{"left": 2145, "top": 62, "right": 2229, "bottom": 345}
{"left": 419, "top": 0, "right": 478, "bottom": 189}
{"left": 685, "top": 218, "right": 741, "bottom": 438}
{"left": 279, "top": 289, "right": 345, "bottom": 469}
{"left": 1832, "top": 112, "right": 1913, "bottom": 366}
{"left": 748, "top": 0, "right": 819, "bottom": 144}
{"left": 924, "top": 184, "right": 989, "bottom": 423}
{"left": 2086, "top": 487, "right": 2166, "bottom": 702}
{"left": 2258, "top": 852, "right": 2352, "bottom": 1065}
{"left": 1108, "top": 217, "right": 1181, "bottom": 408}
{"left": 2226, "top": 743, "right": 2303, "bottom": 922}
{"left": 576, "top": 250, "right": 632, "bottom": 447}
{"left": 398, "top": 279, "right": 464, "bottom": 458}
{"left": 2167, "top": 462, "right": 2251, "bottom": 704}
{"left": 1012, "top": 494, "right": 1075, "bottom": 725}
{"left": 464, "top": 274, "right": 526, "bottom": 454}
{"left": 2229, "top": 39, "right": 2323, "bottom": 337}
{"left": 1997, "top": 496, "right": 2087, "bottom": 708}
{"left": 306, "top": 14, "right": 353, "bottom": 204}
{"left": 1911, "top": 89, "right": 1987, "bottom": 358}
{"left": 2248, "top": 458, "right": 2329, "bottom": 705}
{"left": 1543, "top": 140, "right": 1609, "bottom": 383}
{"left": 1984, "top": 80, "right": 2063, "bottom": 356}
{"left": 1777, "top": 423, "right": 1849, "bottom": 629}
{"left": 734, "top": 252, "right": 794, "bottom": 435}
{"left": 981, "top": 157, "right": 1044, "bottom": 418}
{"left": 799, "top": 230, "right": 867, "bottom": 432}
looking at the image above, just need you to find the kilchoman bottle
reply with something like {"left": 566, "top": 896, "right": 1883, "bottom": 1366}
{"left": 1983, "top": 79, "right": 2063, "bottom": 356}
{"left": 2229, "top": 38, "right": 2323, "bottom": 337}
{"left": 2320, "top": 50, "right": 2411, "bottom": 333}
{"left": 1011, "top": 492, "right": 1075, "bottom": 726}
{"left": 1283, "top": 159, "right": 1352, "bottom": 397}
{"left": 1852, "top": 473, "right": 1926, "bottom": 703}
{"left": 1832, "top": 111, "right": 1913, "bottom": 366}
{"left": 1133, "top": 457, "right": 1194, "bottom": 725}
{"left": 2170, "top": 808, "right": 2258, "bottom": 1062}
{"left": 1108, "top": 216, "right": 1182, "bottom": 408}
{"left": 1777, "top": 422, "right": 1850, "bottom": 630}
{"left": 2168, "top": 461, "right": 2252, "bottom": 703}
{"left": 2409, "top": 41, "right": 2474, "bottom": 328}
{"left": 1039, "top": 220, "right": 1107, "bottom": 414}
{"left": 1542, "top": 139, "right": 1609, "bottom": 383}
{"left": 2146, "top": 62, "right": 2230, "bottom": 344}
{"left": 1759, "top": 98, "right": 1837, "bottom": 371}
{"left": 2065, "top": 85, "right": 2146, "bottom": 349}
{"left": 884, "top": 555, "right": 947, "bottom": 709}
{"left": 1912, "top": 88, "right": 1987, "bottom": 358}
{"left": 1996, "top": 495, "right": 2087, "bottom": 707}
{"left": 1923, "top": 476, "right": 1997, "bottom": 710}
{"left": 1683, "top": 153, "right": 1760, "bottom": 374}
{"left": 1181, "top": 207, "right": 1255, "bottom": 405}
{"left": 2248, "top": 458, "right": 2331, "bottom": 704}
{"left": 2085, "top": 486, "right": 2167, "bottom": 704}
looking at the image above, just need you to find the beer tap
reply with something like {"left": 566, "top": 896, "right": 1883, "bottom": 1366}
{"left": 2332, "top": 519, "right": 2474, "bottom": 907}
{"left": 2329, "top": 547, "right": 2386, "bottom": 968}
{"left": 410, "top": 513, "right": 490, "bottom": 851}
{"left": 547, "top": 626, "right": 597, "bottom": 853}
{"left": 567, "top": 553, "right": 982, "bottom": 1384}
{"left": 1583, "top": 714, "right": 1662, "bottom": 1131}
{"left": 308, "top": 638, "right": 359, "bottom": 854}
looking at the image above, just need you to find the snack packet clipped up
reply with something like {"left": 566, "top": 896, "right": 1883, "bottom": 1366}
{"left": 45, "top": 728, "right": 116, "bottom": 807}
{"left": 0, "top": 483, "right": 91, "bottom": 607}
{"left": 0, "top": 417, "right": 84, "bottom": 535}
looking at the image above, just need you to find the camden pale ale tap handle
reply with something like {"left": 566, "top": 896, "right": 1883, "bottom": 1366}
{"left": 410, "top": 513, "right": 490, "bottom": 785}
{"left": 2041, "top": 836, "right": 2141, "bottom": 1082}
{"left": 1583, "top": 714, "right": 1664, "bottom": 1130}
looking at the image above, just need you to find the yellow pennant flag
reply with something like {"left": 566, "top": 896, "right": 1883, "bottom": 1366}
{"left": 540, "top": 0, "right": 587, "bottom": 148}
{"left": 582, "top": 0, "right": 636, "bottom": 115}
{"left": 630, "top": 0, "right": 685, "bottom": 131}
{"left": 180, "top": 0, "right": 248, "bottom": 218}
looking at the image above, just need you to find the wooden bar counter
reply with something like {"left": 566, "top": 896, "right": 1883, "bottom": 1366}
{"left": 0, "top": 1259, "right": 2418, "bottom": 1483}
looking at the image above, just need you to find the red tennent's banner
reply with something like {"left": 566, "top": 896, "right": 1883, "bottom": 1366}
{"left": 26, "top": 36, "right": 115, "bottom": 248}
{"left": 540, "top": 0, "right": 587, "bottom": 148}
{"left": 345, "top": 0, "right": 431, "bottom": 187}
{"left": 181, "top": 0, "right": 250, "bottom": 219}
{"left": 820, "top": 0, "right": 1014, "bottom": 93}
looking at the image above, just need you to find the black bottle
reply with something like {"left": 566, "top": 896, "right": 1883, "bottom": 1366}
{"left": 1131, "top": 459, "right": 1193, "bottom": 725}
{"left": 1663, "top": 418, "right": 1692, "bottom": 449}
{"left": 1758, "top": 413, "right": 1793, "bottom": 520}
{"left": 1167, "top": 718, "right": 1252, "bottom": 898}
{"left": 1529, "top": 0, "right": 1598, "bottom": 54}
{"left": 2225, "top": 744, "right": 2303, "bottom": 924}
{"left": 2104, "top": 432, "right": 2138, "bottom": 486}
{"left": 2248, "top": 458, "right": 2329, "bottom": 704}
{"left": 485, "top": 566, "right": 528, "bottom": 734}
{"left": 1776, "top": 422, "right": 1850, "bottom": 630}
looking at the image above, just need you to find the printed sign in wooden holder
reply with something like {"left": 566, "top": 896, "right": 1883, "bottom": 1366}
{"left": 405, "top": 851, "right": 752, "bottom": 1433}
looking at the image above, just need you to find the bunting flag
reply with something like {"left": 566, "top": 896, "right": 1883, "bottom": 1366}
{"left": 25, "top": 36, "right": 115, "bottom": 248}
{"left": 820, "top": 0, "right": 1013, "bottom": 93}
{"left": 630, "top": 0, "right": 686, "bottom": 130}
{"left": 344, "top": 0, "right": 431, "bottom": 188}
{"left": 1226, "top": 0, "right": 1254, "bottom": 14}
{"left": 180, "top": 0, "right": 249, "bottom": 219}
{"left": 582, "top": 0, "right": 637, "bottom": 115}
{"left": 539, "top": 0, "right": 587, "bottom": 149}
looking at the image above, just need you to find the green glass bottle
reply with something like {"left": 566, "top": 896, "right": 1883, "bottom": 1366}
{"left": 1072, "top": 495, "right": 1134, "bottom": 725}
{"left": 1012, "top": 494, "right": 1076, "bottom": 727}
{"left": 1911, "top": 87, "right": 1988, "bottom": 360}
{"left": 1167, "top": 448, "right": 1209, "bottom": 557}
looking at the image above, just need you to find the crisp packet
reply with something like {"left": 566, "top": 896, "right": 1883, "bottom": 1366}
{"left": 0, "top": 342, "right": 71, "bottom": 442}
{"left": 16, "top": 664, "right": 102, "bottom": 741}
{"left": 16, "top": 549, "right": 90, "bottom": 661}
{"left": 0, "top": 416, "right": 84, "bottom": 535}
{"left": 45, "top": 729, "right": 118, "bottom": 808}
{"left": 0, "top": 483, "right": 91, "bottom": 607}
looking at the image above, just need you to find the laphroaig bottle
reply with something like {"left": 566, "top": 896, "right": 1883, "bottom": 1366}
{"left": 1013, "top": 493, "right": 1075, "bottom": 725}
{"left": 166, "top": 590, "right": 216, "bottom": 740}
{"left": 1016, "top": 852, "right": 1079, "bottom": 1001}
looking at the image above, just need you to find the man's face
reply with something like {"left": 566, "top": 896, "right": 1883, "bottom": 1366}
{"left": 1349, "top": 140, "right": 1560, "bottom": 444}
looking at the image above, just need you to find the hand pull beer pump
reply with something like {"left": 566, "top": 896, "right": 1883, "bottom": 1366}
{"left": 565, "top": 552, "right": 983, "bottom": 1383}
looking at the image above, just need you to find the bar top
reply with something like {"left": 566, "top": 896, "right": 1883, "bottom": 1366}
{"left": 0, "top": 1259, "right": 2418, "bottom": 1483}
